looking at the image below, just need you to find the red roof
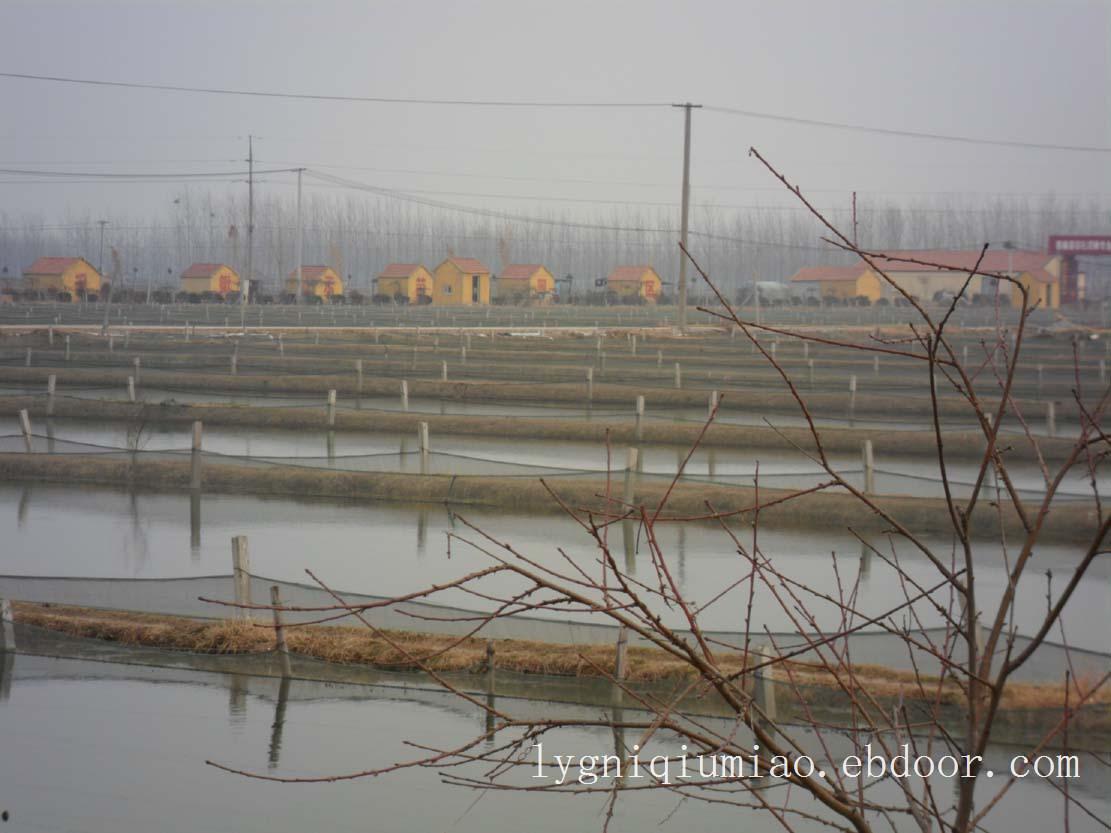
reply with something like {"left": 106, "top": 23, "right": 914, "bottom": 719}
{"left": 607, "top": 265, "right": 659, "bottom": 283}
{"left": 288, "top": 265, "right": 338, "bottom": 281}
{"left": 864, "top": 249, "right": 1057, "bottom": 282}
{"left": 25, "top": 257, "right": 88, "bottom": 275}
{"left": 442, "top": 257, "right": 489, "bottom": 274}
{"left": 500, "top": 264, "right": 546, "bottom": 280}
{"left": 181, "top": 263, "right": 234, "bottom": 279}
{"left": 788, "top": 265, "right": 868, "bottom": 283}
{"left": 378, "top": 263, "right": 425, "bottom": 279}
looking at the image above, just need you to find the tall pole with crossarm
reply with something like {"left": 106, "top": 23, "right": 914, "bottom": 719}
{"left": 673, "top": 103, "right": 700, "bottom": 332}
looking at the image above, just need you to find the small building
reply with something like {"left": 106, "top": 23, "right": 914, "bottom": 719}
{"left": 22, "top": 256, "right": 102, "bottom": 301}
{"left": 432, "top": 257, "right": 491, "bottom": 306}
{"left": 867, "top": 250, "right": 1062, "bottom": 308}
{"left": 375, "top": 263, "right": 433, "bottom": 304}
{"left": 496, "top": 264, "right": 555, "bottom": 303}
{"left": 607, "top": 266, "right": 662, "bottom": 303}
{"left": 180, "top": 263, "right": 240, "bottom": 298}
{"left": 285, "top": 266, "right": 344, "bottom": 302}
{"left": 787, "top": 265, "right": 882, "bottom": 302}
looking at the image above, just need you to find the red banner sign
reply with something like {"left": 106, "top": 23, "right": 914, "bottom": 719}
{"left": 1048, "top": 235, "right": 1111, "bottom": 255}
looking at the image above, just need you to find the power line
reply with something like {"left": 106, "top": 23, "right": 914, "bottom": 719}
{"left": 704, "top": 105, "right": 1111, "bottom": 154}
{"left": 0, "top": 165, "right": 295, "bottom": 179}
{"left": 0, "top": 71, "right": 665, "bottom": 108}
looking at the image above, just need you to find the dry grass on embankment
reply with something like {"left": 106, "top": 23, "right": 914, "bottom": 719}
{"left": 0, "top": 363, "right": 1061, "bottom": 421}
{"left": 13, "top": 602, "right": 1106, "bottom": 714}
{"left": 0, "top": 393, "right": 1079, "bottom": 462}
{"left": 0, "top": 451, "right": 1097, "bottom": 542}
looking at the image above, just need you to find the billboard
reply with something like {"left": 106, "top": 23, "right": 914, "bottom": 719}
{"left": 1048, "top": 235, "right": 1111, "bottom": 255}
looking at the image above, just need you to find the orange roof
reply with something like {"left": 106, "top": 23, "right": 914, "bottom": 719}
{"left": 378, "top": 263, "right": 425, "bottom": 279}
{"left": 288, "top": 265, "right": 338, "bottom": 280}
{"left": 443, "top": 257, "right": 489, "bottom": 273}
{"left": 607, "top": 265, "right": 658, "bottom": 283}
{"left": 864, "top": 249, "right": 1057, "bottom": 282}
{"left": 25, "top": 256, "right": 88, "bottom": 275}
{"left": 500, "top": 264, "right": 546, "bottom": 280}
{"left": 788, "top": 265, "right": 868, "bottom": 283}
{"left": 182, "top": 262, "right": 234, "bottom": 279}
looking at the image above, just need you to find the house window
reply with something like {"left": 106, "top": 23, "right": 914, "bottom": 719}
{"left": 444, "top": 285, "right": 453, "bottom": 295}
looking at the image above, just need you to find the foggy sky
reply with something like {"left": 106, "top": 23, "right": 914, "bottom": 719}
{"left": 0, "top": 0, "right": 1108, "bottom": 235}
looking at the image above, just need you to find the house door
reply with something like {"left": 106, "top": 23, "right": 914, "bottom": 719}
{"left": 471, "top": 275, "right": 480, "bottom": 303}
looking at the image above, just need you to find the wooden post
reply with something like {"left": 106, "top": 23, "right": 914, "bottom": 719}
{"left": 0, "top": 599, "right": 14, "bottom": 655}
{"left": 127, "top": 376, "right": 136, "bottom": 403}
{"left": 614, "top": 625, "right": 629, "bottom": 681}
{"left": 231, "top": 536, "right": 251, "bottom": 620}
{"left": 133, "top": 356, "right": 141, "bottom": 384}
{"left": 327, "top": 389, "right": 337, "bottom": 427}
{"left": 586, "top": 367, "right": 594, "bottom": 401}
{"left": 674, "top": 362, "right": 681, "bottom": 389}
{"left": 19, "top": 409, "right": 32, "bottom": 452}
{"left": 862, "top": 439, "right": 875, "bottom": 495}
{"left": 401, "top": 380, "right": 409, "bottom": 411}
{"left": 623, "top": 447, "right": 638, "bottom": 506}
{"left": 270, "top": 585, "right": 293, "bottom": 678}
{"left": 355, "top": 359, "right": 363, "bottom": 393}
{"left": 1046, "top": 401, "right": 1056, "bottom": 438}
{"left": 46, "top": 374, "right": 56, "bottom": 417}
{"left": 190, "top": 420, "right": 203, "bottom": 491}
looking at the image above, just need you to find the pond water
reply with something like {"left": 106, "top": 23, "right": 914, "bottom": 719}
{"left": 0, "top": 654, "right": 1107, "bottom": 833}
{"left": 1, "top": 483, "right": 1107, "bottom": 658}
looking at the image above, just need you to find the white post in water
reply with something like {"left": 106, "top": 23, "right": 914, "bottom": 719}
{"left": 656, "top": 349, "right": 663, "bottom": 368}
{"left": 48, "top": 326, "right": 53, "bottom": 346}
{"left": 962, "top": 345, "right": 969, "bottom": 366}
{"left": 709, "top": 389, "right": 719, "bottom": 417}
{"left": 19, "top": 409, "right": 32, "bottom": 452}
{"left": 849, "top": 374, "right": 857, "bottom": 422}
{"left": 190, "top": 420, "right": 203, "bottom": 491}
{"left": 752, "top": 643, "right": 778, "bottom": 721}
{"left": 873, "top": 355, "right": 879, "bottom": 376}
{"left": 1101, "top": 359, "right": 1107, "bottom": 385}
{"left": 108, "top": 335, "right": 114, "bottom": 353}
{"left": 418, "top": 421, "right": 430, "bottom": 475}
{"left": 1046, "top": 401, "right": 1056, "bottom": 438}
{"left": 862, "top": 439, "right": 875, "bottom": 495}
{"left": 327, "top": 389, "right": 337, "bottom": 427}
{"left": 623, "top": 447, "right": 639, "bottom": 506}
{"left": 355, "top": 359, "right": 363, "bottom": 393}
{"left": 808, "top": 359, "right": 815, "bottom": 387}
{"left": 127, "top": 376, "right": 136, "bottom": 403}
{"left": 1037, "top": 364, "right": 1044, "bottom": 396}
{"left": 674, "top": 362, "right": 681, "bottom": 389}
{"left": 24, "top": 348, "right": 31, "bottom": 367}
{"left": 614, "top": 625, "right": 629, "bottom": 681}
{"left": 441, "top": 360, "right": 448, "bottom": 382}
{"left": 401, "top": 380, "right": 409, "bottom": 411}
{"left": 46, "top": 374, "right": 56, "bottom": 417}
{"left": 803, "top": 340, "right": 809, "bottom": 360}
{"left": 64, "top": 335, "right": 70, "bottom": 361}
{"left": 133, "top": 357, "right": 141, "bottom": 385}
{"left": 586, "top": 367, "right": 594, "bottom": 401}
{"left": 231, "top": 536, "right": 251, "bottom": 620}
{"left": 270, "top": 585, "right": 293, "bottom": 678}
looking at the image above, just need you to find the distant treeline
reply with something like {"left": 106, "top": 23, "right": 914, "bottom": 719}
{"left": 2, "top": 190, "right": 1109, "bottom": 295}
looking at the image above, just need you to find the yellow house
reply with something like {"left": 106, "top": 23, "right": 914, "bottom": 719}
{"left": 432, "top": 257, "right": 491, "bottom": 306}
{"left": 376, "top": 263, "right": 433, "bottom": 303}
{"left": 867, "top": 250, "right": 1061, "bottom": 308}
{"left": 23, "top": 256, "right": 102, "bottom": 301}
{"left": 788, "top": 265, "right": 882, "bottom": 302}
{"left": 285, "top": 266, "right": 344, "bottom": 302}
{"left": 607, "top": 266, "right": 663, "bottom": 303}
{"left": 497, "top": 264, "right": 555, "bottom": 303}
{"left": 180, "top": 263, "right": 240, "bottom": 297}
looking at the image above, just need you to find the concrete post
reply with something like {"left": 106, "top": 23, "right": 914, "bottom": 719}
{"left": 623, "top": 447, "right": 638, "bottom": 506}
{"left": 48, "top": 326, "right": 53, "bottom": 346}
{"left": 190, "top": 420, "right": 203, "bottom": 491}
{"left": 64, "top": 335, "right": 70, "bottom": 361}
{"left": 133, "top": 357, "right": 141, "bottom": 385}
{"left": 231, "top": 535, "right": 251, "bottom": 620}
{"left": 873, "top": 355, "right": 879, "bottom": 376}
{"left": 586, "top": 367, "right": 594, "bottom": 401}
{"left": 0, "top": 599, "right": 14, "bottom": 655}
{"left": 401, "top": 380, "right": 409, "bottom": 411}
{"left": 19, "top": 410, "right": 32, "bottom": 452}
{"left": 751, "top": 643, "right": 778, "bottom": 721}
{"left": 441, "top": 360, "right": 448, "bottom": 382}
{"left": 709, "top": 389, "right": 719, "bottom": 417}
{"left": 614, "top": 625, "right": 629, "bottom": 681}
{"left": 849, "top": 374, "right": 857, "bottom": 421}
{"left": 1046, "top": 401, "right": 1056, "bottom": 438}
{"left": 656, "top": 349, "right": 663, "bottom": 368}
{"left": 808, "top": 359, "right": 814, "bottom": 387}
{"left": 418, "top": 421, "right": 430, "bottom": 475}
{"left": 46, "top": 374, "right": 56, "bottom": 417}
{"left": 24, "top": 348, "right": 31, "bottom": 367}
{"left": 270, "top": 585, "right": 293, "bottom": 678}
{"left": 630, "top": 334, "right": 637, "bottom": 356}
{"left": 674, "top": 362, "right": 681, "bottom": 389}
{"left": 355, "top": 359, "right": 363, "bottom": 393}
{"left": 127, "top": 376, "right": 136, "bottom": 403}
{"left": 327, "top": 389, "right": 337, "bottom": 427}
{"left": 109, "top": 335, "right": 114, "bottom": 353}
{"left": 862, "top": 439, "right": 875, "bottom": 495}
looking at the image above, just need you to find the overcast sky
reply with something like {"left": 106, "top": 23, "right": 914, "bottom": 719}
{"left": 0, "top": 0, "right": 1108, "bottom": 227}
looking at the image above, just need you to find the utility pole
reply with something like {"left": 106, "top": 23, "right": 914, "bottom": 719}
{"left": 96, "top": 220, "right": 108, "bottom": 274}
{"left": 672, "top": 103, "right": 700, "bottom": 332}
{"left": 242, "top": 134, "right": 254, "bottom": 330}
{"left": 295, "top": 167, "right": 304, "bottom": 304}
{"left": 851, "top": 191, "right": 858, "bottom": 249}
